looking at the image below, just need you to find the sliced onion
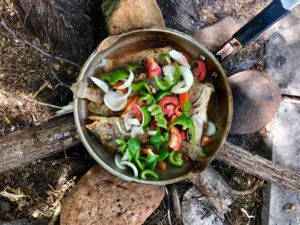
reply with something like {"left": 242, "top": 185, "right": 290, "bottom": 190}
{"left": 124, "top": 110, "right": 134, "bottom": 130}
{"left": 169, "top": 50, "right": 190, "bottom": 69}
{"left": 116, "top": 70, "right": 134, "bottom": 89}
{"left": 120, "top": 161, "right": 139, "bottom": 177}
{"left": 116, "top": 118, "right": 131, "bottom": 135}
{"left": 104, "top": 90, "right": 129, "bottom": 111}
{"left": 118, "top": 86, "right": 132, "bottom": 100}
{"left": 180, "top": 66, "right": 194, "bottom": 87}
{"left": 121, "top": 149, "right": 129, "bottom": 161}
{"left": 148, "top": 130, "right": 157, "bottom": 136}
{"left": 162, "top": 64, "right": 175, "bottom": 77}
{"left": 206, "top": 121, "right": 216, "bottom": 136}
{"left": 127, "top": 118, "right": 140, "bottom": 126}
{"left": 90, "top": 77, "right": 109, "bottom": 93}
{"left": 130, "top": 105, "right": 144, "bottom": 137}
{"left": 115, "top": 154, "right": 127, "bottom": 170}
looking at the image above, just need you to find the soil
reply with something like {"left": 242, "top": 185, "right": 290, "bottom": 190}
{"left": 0, "top": 0, "right": 271, "bottom": 224}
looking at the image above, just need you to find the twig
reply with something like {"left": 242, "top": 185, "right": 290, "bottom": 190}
{"left": 0, "top": 20, "right": 81, "bottom": 68}
{"left": 232, "top": 180, "right": 264, "bottom": 196}
{"left": 24, "top": 0, "right": 35, "bottom": 26}
{"left": 49, "top": 58, "right": 71, "bottom": 88}
{"left": 32, "top": 81, "right": 53, "bottom": 98}
{"left": 170, "top": 184, "right": 182, "bottom": 221}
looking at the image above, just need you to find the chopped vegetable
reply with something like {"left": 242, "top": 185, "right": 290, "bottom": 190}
{"left": 120, "top": 161, "right": 139, "bottom": 177}
{"left": 160, "top": 53, "right": 171, "bottom": 64}
{"left": 168, "top": 127, "right": 182, "bottom": 151}
{"left": 194, "top": 60, "right": 206, "bottom": 81}
{"left": 168, "top": 151, "right": 183, "bottom": 167}
{"left": 170, "top": 114, "right": 195, "bottom": 144}
{"left": 148, "top": 104, "right": 168, "bottom": 129}
{"left": 141, "top": 169, "right": 158, "bottom": 179}
{"left": 90, "top": 77, "right": 109, "bottom": 93}
{"left": 169, "top": 50, "right": 190, "bottom": 69}
{"left": 157, "top": 161, "right": 167, "bottom": 170}
{"left": 115, "top": 154, "right": 127, "bottom": 170}
{"left": 150, "top": 128, "right": 166, "bottom": 148}
{"left": 153, "top": 64, "right": 180, "bottom": 91}
{"left": 171, "top": 66, "right": 194, "bottom": 94}
{"left": 179, "top": 92, "right": 189, "bottom": 106}
{"left": 141, "top": 106, "right": 151, "bottom": 127}
{"left": 158, "top": 144, "right": 169, "bottom": 161}
{"left": 138, "top": 91, "right": 156, "bottom": 105}
{"left": 201, "top": 135, "right": 213, "bottom": 146}
{"left": 104, "top": 91, "right": 128, "bottom": 111}
{"left": 101, "top": 70, "right": 129, "bottom": 85}
{"left": 125, "top": 63, "right": 138, "bottom": 71}
{"left": 116, "top": 139, "right": 127, "bottom": 154}
{"left": 115, "top": 70, "right": 134, "bottom": 89}
{"left": 132, "top": 81, "right": 152, "bottom": 94}
{"left": 146, "top": 149, "right": 159, "bottom": 171}
{"left": 127, "top": 138, "right": 141, "bottom": 161}
{"left": 146, "top": 57, "right": 162, "bottom": 77}
{"left": 155, "top": 91, "right": 173, "bottom": 101}
{"left": 158, "top": 96, "right": 179, "bottom": 118}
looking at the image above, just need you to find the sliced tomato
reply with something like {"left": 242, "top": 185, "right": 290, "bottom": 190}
{"left": 158, "top": 96, "right": 179, "bottom": 117}
{"left": 179, "top": 92, "right": 189, "bottom": 106}
{"left": 121, "top": 95, "right": 139, "bottom": 117}
{"left": 180, "top": 130, "right": 186, "bottom": 140}
{"left": 201, "top": 135, "right": 213, "bottom": 146}
{"left": 168, "top": 127, "right": 182, "bottom": 151}
{"left": 132, "top": 103, "right": 143, "bottom": 122}
{"left": 181, "top": 51, "right": 190, "bottom": 62}
{"left": 157, "top": 161, "right": 167, "bottom": 170}
{"left": 193, "top": 60, "right": 206, "bottom": 82}
{"left": 146, "top": 57, "right": 162, "bottom": 77}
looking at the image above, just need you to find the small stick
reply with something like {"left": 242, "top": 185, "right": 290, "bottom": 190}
{"left": 0, "top": 20, "right": 81, "bottom": 68}
{"left": 170, "top": 184, "right": 182, "bottom": 220}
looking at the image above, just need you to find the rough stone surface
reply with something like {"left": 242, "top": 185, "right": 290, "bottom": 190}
{"left": 157, "top": 0, "right": 200, "bottom": 34}
{"left": 264, "top": 100, "right": 300, "bottom": 225}
{"left": 60, "top": 165, "right": 165, "bottom": 225}
{"left": 266, "top": 5, "right": 300, "bottom": 96}
{"left": 228, "top": 71, "right": 281, "bottom": 134}
{"left": 182, "top": 187, "right": 224, "bottom": 225}
{"left": 193, "top": 17, "right": 245, "bottom": 52}
{"left": 107, "top": 0, "right": 165, "bottom": 35}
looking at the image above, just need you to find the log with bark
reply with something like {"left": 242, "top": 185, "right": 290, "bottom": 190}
{"left": 1, "top": 116, "right": 300, "bottom": 192}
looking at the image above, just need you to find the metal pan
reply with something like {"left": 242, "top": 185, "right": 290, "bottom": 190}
{"left": 74, "top": 0, "right": 300, "bottom": 185}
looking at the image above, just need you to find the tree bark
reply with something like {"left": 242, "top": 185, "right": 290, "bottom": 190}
{"left": 0, "top": 115, "right": 80, "bottom": 173}
{"left": 12, "top": 0, "right": 105, "bottom": 65}
{"left": 216, "top": 142, "right": 300, "bottom": 191}
{"left": 1, "top": 116, "right": 300, "bottom": 192}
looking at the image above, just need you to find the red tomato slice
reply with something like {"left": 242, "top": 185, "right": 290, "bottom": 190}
{"left": 180, "top": 130, "right": 186, "bottom": 140}
{"left": 146, "top": 57, "right": 162, "bottom": 77}
{"left": 158, "top": 96, "right": 179, "bottom": 117}
{"left": 168, "top": 127, "right": 182, "bottom": 151}
{"left": 193, "top": 60, "right": 206, "bottom": 82}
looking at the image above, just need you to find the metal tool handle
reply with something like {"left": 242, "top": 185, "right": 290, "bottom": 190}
{"left": 215, "top": 0, "right": 300, "bottom": 63}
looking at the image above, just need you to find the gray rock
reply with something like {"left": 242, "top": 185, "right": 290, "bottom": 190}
{"left": 182, "top": 187, "right": 224, "bottom": 225}
{"left": 266, "top": 5, "right": 300, "bottom": 96}
{"left": 264, "top": 100, "right": 300, "bottom": 225}
{"left": 0, "top": 200, "right": 10, "bottom": 212}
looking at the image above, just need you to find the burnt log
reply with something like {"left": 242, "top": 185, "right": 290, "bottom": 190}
{"left": 1, "top": 116, "right": 300, "bottom": 192}
{"left": 12, "top": 0, "right": 105, "bottom": 65}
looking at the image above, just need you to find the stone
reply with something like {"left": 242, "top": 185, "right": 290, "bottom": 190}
{"left": 264, "top": 100, "right": 300, "bottom": 225}
{"left": 266, "top": 5, "right": 300, "bottom": 96}
{"left": 105, "top": 0, "right": 165, "bottom": 35}
{"left": 157, "top": 0, "right": 200, "bottom": 34}
{"left": 182, "top": 187, "right": 224, "bottom": 225}
{"left": 228, "top": 71, "right": 281, "bottom": 134}
{"left": 193, "top": 17, "right": 245, "bottom": 52}
{"left": 60, "top": 165, "right": 165, "bottom": 225}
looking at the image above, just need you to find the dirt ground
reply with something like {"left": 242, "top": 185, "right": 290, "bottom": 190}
{"left": 0, "top": 0, "right": 270, "bottom": 224}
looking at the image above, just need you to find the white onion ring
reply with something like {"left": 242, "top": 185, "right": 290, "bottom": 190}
{"left": 90, "top": 77, "right": 109, "bottom": 93}
{"left": 169, "top": 50, "right": 190, "bottom": 69}
{"left": 120, "top": 161, "right": 139, "bottom": 177}
{"left": 124, "top": 110, "right": 134, "bottom": 130}
{"left": 116, "top": 70, "right": 134, "bottom": 89}
{"left": 127, "top": 118, "right": 140, "bottom": 126}
{"left": 121, "top": 149, "right": 130, "bottom": 161}
{"left": 206, "top": 121, "right": 216, "bottom": 136}
{"left": 104, "top": 89, "right": 131, "bottom": 111}
{"left": 116, "top": 118, "right": 131, "bottom": 136}
{"left": 115, "top": 154, "right": 127, "bottom": 170}
{"left": 148, "top": 130, "right": 157, "bottom": 136}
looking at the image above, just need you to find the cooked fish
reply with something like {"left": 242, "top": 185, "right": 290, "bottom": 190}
{"left": 180, "top": 141, "right": 206, "bottom": 161}
{"left": 85, "top": 116, "right": 148, "bottom": 150}
{"left": 87, "top": 102, "right": 120, "bottom": 117}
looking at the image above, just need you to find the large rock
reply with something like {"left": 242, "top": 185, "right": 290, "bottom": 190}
{"left": 193, "top": 17, "right": 245, "bottom": 52}
{"left": 263, "top": 100, "right": 300, "bottom": 225}
{"left": 60, "top": 165, "right": 165, "bottom": 225}
{"left": 182, "top": 187, "right": 224, "bottom": 225}
{"left": 266, "top": 5, "right": 300, "bottom": 96}
{"left": 105, "top": 0, "right": 165, "bottom": 35}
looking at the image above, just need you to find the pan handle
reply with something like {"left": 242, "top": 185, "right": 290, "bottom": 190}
{"left": 215, "top": 0, "right": 300, "bottom": 63}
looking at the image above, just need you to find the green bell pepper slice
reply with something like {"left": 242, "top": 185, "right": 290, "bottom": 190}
{"left": 146, "top": 149, "right": 159, "bottom": 171}
{"left": 141, "top": 106, "right": 151, "bottom": 127}
{"left": 134, "top": 150, "right": 145, "bottom": 171}
{"left": 153, "top": 63, "right": 180, "bottom": 91}
{"left": 170, "top": 114, "right": 195, "bottom": 144}
{"left": 155, "top": 91, "right": 173, "bottom": 101}
{"left": 116, "top": 139, "right": 127, "bottom": 154}
{"left": 132, "top": 81, "right": 151, "bottom": 94}
{"left": 168, "top": 151, "right": 183, "bottom": 167}
{"left": 141, "top": 169, "right": 158, "bottom": 179}
{"left": 127, "top": 138, "right": 141, "bottom": 161}
{"left": 101, "top": 70, "right": 129, "bottom": 85}
{"left": 158, "top": 144, "right": 169, "bottom": 161}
